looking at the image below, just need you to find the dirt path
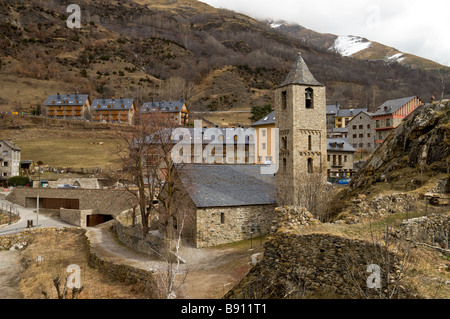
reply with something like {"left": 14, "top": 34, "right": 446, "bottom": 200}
{"left": 0, "top": 250, "right": 23, "bottom": 299}
{"left": 86, "top": 225, "right": 262, "bottom": 299}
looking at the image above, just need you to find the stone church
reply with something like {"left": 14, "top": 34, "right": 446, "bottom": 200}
{"left": 164, "top": 53, "right": 328, "bottom": 248}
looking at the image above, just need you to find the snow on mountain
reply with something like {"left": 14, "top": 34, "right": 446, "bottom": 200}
{"left": 384, "top": 53, "right": 406, "bottom": 63}
{"left": 329, "top": 35, "right": 372, "bottom": 57}
{"left": 268, "top": 21, "right": 282, "bottom": 29}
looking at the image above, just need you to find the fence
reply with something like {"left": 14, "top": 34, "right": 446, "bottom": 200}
{"left": 0, "top": 204, "right": 20, "bottom": 226}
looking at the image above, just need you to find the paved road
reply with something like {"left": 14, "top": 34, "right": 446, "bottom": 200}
{"left": 0, "top": 197, "right": 74, "bottom": 236}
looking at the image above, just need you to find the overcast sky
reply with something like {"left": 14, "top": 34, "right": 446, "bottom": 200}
{"left": 200, "top": 0, "right": 450, "bottom": 67}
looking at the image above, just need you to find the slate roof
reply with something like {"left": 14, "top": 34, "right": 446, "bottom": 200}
{"left": 140, "top": 100, "right": 186, "bottom": 113}
{"left": 373, "top": 96, "right": 419, "bottom": 116}
{"left": 91, "top": 98, "right": 134, "bottom": 110}
{"left": 279, "top": 53, "right": 322, "bottom": 88}
{"left": 0, "top": 140, "right": 21, "bottom": 151}
{"left": 44, "top": 93, "right": 89, "bottom": 106}
{"left": 326, "top": 104, "right": 339, "bottom": 115}
{"left": 327, "top": 138, "right": 355, "bottom": 153}
{"left": 251, "top": 111, "right": 275, "bottom": 126}
{"left": 336, "top": 108, "right": 368, "bottom": 118}
{"left": 178, "top": 164, "right": 276, "bottom": 208}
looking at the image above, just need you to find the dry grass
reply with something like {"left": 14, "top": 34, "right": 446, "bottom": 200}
{"left": 15, "top": 137, "right": 123, "bottom": 169}
{"left": 19, "top": 229, "right": 151, "bottom": 299}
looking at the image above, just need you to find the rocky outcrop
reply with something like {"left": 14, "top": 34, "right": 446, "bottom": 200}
{"left": 339, "top": 193, "right": 417, "bottom": 224}
{"left": 271, "top": 206, "right": 321, "bottom": 233}
{"left": 396, "top": 213, "right": 449, "bottom": 251}
{"left": 225, "top": 232, "right": 419, "bottom": 299}
{"left": 349, "top": 101, "right": 449, "bottom": 193}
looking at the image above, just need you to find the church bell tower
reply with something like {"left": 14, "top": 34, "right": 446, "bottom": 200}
{"left": 275, "top": 53, "right": 327, "bottom": 205}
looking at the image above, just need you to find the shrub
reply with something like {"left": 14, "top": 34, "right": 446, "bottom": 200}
{"left": 7, "top": 176, "right": 31, "bottom": 187}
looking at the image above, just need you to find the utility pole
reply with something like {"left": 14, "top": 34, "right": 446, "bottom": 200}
{"left": 36, "top": 194, "right": 39, "bottom": 227}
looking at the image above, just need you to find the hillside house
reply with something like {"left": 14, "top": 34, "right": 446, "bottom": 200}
{"left": 44, "top": 93, "right": 91, "bottom": 120}
{"left": 326, "top": 138, "right": 355, "bottom": 179}
{"left": 334, "top": 107, "right": 368, "bottom": 128}
{"left": 0, "top": 140, "right": 21, "bottom": 187}
{"left": 251, "top": 111, "right": 277, "bottom": 165}
{"left": 91, "top": 98, "right": 136, "bottom": 124}
{"left": 140, "top": 100, "right": 189, "bottom": 126}
{"left": 373, "top": 96, "right": 424, "bottom": 146}
{"left": 347, "top": 111, "right": 376, "bottom": 152}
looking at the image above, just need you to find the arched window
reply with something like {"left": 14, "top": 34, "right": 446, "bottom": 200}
{"left": 282, "top": 137, "right": 287, "bottom": 150}
{"left": 281, "top": 90, "right": 287, "bottom": 109}
{"left": 305, "top": 88, "right": 313, "bottom": 109}
{"left": 307, "top": 158, "right": 313, "bottom": 174}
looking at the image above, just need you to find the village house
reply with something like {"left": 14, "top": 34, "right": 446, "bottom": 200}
{"left": 326, "top": 138, "right": 356, "bottom": 179}
{"left": 251, "top": 111, "right": 277, "bottom": 165}
{"left": 0, "top": 140, "right": 21, "bottom": 187}
{"left": 140, "top": 99, "right": 189, "bottom": 126}
{"left": 334, "top": 107, "right": 368, "bottom": 128}
{"left": 326, "top": 103, "right": 339, "bottom": 130}
{"left": 373, "top": 96, "right": 424, "bottom": 146}
{"left": 90, "top": 98, "right": 136, "bottom": 124}
{"left": 44, "top": 93, "right": 91, "bottom": 120}
{"left": 145, "top": 126, "right": 256, "bottom": 168}
{"left": 347, "top": 111, "right": 376, "bottom": 152}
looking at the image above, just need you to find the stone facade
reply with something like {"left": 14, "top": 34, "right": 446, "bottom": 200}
{"left": 60, "top": 208, "right": 93, "bottom": 227}
{"left": 6, "top": 188, "right": 136, "bottom": 215}
{"left": 0, "top": 140, "right": 21, "bottom": 185}
{"left": 348, "top": 111, "right": 376, "bottom": 151}
{"left": 196, "top": 204, "right": 277, "bottom": 248}
{"left": 275, "top": 55, "right": 327, "bottom": 206}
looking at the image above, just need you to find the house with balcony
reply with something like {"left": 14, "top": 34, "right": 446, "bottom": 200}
{"left": 91, "top": 98, "right": 136, "bottom": 124}
{"left": 326, "top": 138, "right": 355, "bottom": 179}
{"left": 0, "top": 140, "right": 21, "bottom": 187}
{"left": 140, "top": 99, "right": 189, "bottom": 126}
{"left": 373, "top": 96, "right": 424, "bottom": 146}
{"left": 44, "top": 93, "right": 91, "bottom": 120}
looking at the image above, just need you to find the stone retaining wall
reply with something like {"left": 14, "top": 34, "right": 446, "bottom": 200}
{"left": 86, "top": 236, "right": 158, "bottom": 297}
{"left": 397, "top": 213, "right": 449, "bottom": 250}
{"left": 225, "top": 232, "right": 419, "bottom": 299}
{"left": 113, "top": 221, "right": 166, "bottom": 259}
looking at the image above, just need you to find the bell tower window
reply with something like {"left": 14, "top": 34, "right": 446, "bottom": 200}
{"left": 281, "top": 90, "right": 287, "bottom": 109}
{"left": 307, "top": 158, "right": 313, "bottom": 174}
{"left": 305, "top": 88, "right": 313, "bottom": 109}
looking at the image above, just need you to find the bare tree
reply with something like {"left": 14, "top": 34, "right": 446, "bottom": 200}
{"left": 437, "top": 68, "right": 450, "bottom": 100}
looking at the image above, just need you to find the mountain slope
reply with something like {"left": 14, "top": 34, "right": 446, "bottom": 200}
{"left": 268, "top": 19, "right": 448, "bottom": 71}
{"left": 0, "top": 0, "right": 448, "bottom": 124}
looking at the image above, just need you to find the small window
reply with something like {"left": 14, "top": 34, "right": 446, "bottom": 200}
{"left": 352, "top": 125, "right": 357, "bottom": 130}
{"left": 281, "top": 91, "right": 287, "bottom": 109}
{"left": 359, "top": 125, "right": 363, "bottom": 129}
{"left": 307, "top": 158, "right": 313, "bottom": 174}
{"left": 305, "top": 88, "right": 313, "bottom": 109}
{"left": 262, "top": 143, "right": 266, "bottom": 150}
{"left": 367, "top": 124, "right": 371, "bottom": 129}
{"left": 220, "top": 213, "right": 225, "bottom": 224}
{"left": 283, "top": 158, "right": 287, "bottom": 174}
{"left": 308, "top": 135, "right": 312, "bottom": 151}
{"left": 262, "top": 129, "right": 266, "bottom": 137}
